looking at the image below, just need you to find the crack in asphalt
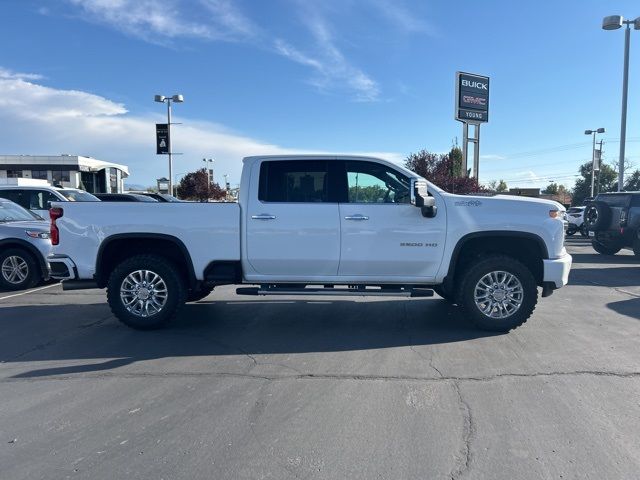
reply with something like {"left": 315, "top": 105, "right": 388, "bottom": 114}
{"left": 449, "top": 381, "right": 474, "bottom": 480}
{"left": 3, "top": 369, "right": 639, "bottom": 383}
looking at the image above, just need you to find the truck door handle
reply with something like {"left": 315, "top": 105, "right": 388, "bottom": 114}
{"left": 252, "top": 214, "right": 276, "bottom": 220}
{"left": 344, "top": 214, "right": 369, "bottom": 220}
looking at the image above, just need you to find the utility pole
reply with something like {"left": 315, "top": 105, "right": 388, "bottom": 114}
{"left": 596, "top": 140, "right": 604, "bottom": 194}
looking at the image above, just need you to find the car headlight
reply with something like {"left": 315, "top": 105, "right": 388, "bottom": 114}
{"left": 26, "top": 230, "right": 51, "bottom": 239}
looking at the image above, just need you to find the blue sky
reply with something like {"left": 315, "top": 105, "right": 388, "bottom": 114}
{"left": 1, "top": 0, "right": 639, "bottom": 189}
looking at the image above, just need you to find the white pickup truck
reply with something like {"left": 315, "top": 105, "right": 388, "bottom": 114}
{"left": 48, "top": 155, "right": 571, "bottom": 332}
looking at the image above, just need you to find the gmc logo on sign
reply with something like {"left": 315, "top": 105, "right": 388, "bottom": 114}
{"left": 463, "top": 95, "right": 486, "bottom": 106}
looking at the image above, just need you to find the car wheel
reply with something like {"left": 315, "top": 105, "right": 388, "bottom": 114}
{"left": 580, "top": 224, "right": 589, "bottom": 237}
{"left": 0, "top": 248, "right": 39, "bottom": 291}
{"left": 107, "top": 254, "right": 187, "bottom": 330}
{"left": 566, "top": 226, "right": 576, "bottom": 236}
{"left": 591, "top": 240, "right": 621, "bottom": 256}
{"left": 456, "top": 254, "right": 537, "bottom": 332}
{"left": 633, "top": 239, "right": 640, "bottom": 257}
{"left": 187, "top": 285, "right": 214, "bottom": 302}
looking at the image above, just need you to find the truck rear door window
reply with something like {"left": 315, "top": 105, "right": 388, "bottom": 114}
{"left": 259, "top": 161, "right": 329, "bottom": 203}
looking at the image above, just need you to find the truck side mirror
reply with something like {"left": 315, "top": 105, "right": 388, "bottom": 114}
{"left": 411, "top": 178, "right": 437, "bottom": 218}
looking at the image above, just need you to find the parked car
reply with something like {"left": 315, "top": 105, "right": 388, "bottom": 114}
{"left": 565, "top": 206, "right": 588, "bottom": 236}
{"left": 138, "top": 193, "right": 182, "bottom": 202}
{"left": 0, "top": 185, "right": 99, "bottom": 220}
{"left": 49, "top": 155, "right": 571, "bottom": 333}
{"left": 0, "top": 198, "right": 51, "bottom": 290}
{"left": 93, "top": 193, "right": 159, "bottom": 202}
{"left": 584, "top": 191, "right": 640, "bottom": 256}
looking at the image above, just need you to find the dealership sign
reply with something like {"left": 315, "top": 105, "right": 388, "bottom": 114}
{"left": 156, "top": 123, "right": 170, "bottom": 154}
{"left": 455, "top": 72, "right": 489, "bottom": 123}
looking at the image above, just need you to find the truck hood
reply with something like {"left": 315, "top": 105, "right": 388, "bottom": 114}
{"left": 442, "top": 193, "right": 564, "bottom": 212}
{"left": 0, "top": 220, "right": 49, "bottom": 232}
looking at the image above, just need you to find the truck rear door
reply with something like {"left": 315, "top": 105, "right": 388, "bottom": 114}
{"left": 245, "top": 159, "right": 341, "bottom": 277}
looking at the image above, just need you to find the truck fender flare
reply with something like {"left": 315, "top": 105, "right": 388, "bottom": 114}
{"left": 96, "top": 233, "right": 197, "bottom": 288}
{"left": 443, "top": 231, "right": 548, "bottom": 292}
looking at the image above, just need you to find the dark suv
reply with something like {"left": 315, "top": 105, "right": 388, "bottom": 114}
{"left": 584, "top": 192, "right": 640, "bottom": 256}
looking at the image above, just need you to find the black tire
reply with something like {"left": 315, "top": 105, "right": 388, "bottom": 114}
{"left": 0, "top": 248, "right": 39, "bottom": 291}
{"left": 583, "top": 202, "right": 611, "bottom": 231}
{"left": 187, "top": 285, "right": 214, "bottom": 302}
{"left": 591, "top": 240, "right": 621, "bottom": 256}
{"left": 632, "top": 238, "right": 640, "bottom": 257}
{"left": 106, "top": 254, "right": 187, "bottom": 330}
{"left": 456, "top": 254, "right": 537, "bottom": 332}
{"left": 566, "top": 226, "right": 576, "bottom": 236}
{"left": 580, "top": 224, "right": 589, "bottom": 237}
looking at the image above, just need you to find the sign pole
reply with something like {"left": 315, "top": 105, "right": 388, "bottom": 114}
{"left": 167, "top": 100, "right": 173, "bottom": 197}
{"left": 462, "top": 122, "right": 469, "bottom": 174}
{"left": 473, "top": 124, "right": 480, "bottom": 179}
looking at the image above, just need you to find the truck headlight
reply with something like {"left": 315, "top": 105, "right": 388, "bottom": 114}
{"left": 26, "top": 230, "right": 50, "bottom": 239}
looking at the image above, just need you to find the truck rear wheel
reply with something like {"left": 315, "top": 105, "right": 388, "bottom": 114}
{"left": 456, "top": 254, "right": 537, "bottom": 332}
{"left": 107, "top": 254, "right": 187, "bottom": 330}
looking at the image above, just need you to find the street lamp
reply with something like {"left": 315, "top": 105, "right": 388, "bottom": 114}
{"left": 202, "top": 158, "right": 214, "bottom": 184}
{"left": 585, "top": 128, "right": 605, "bottom": 197}
{"left": 154, "top": 94, "right": 184, "bottom": 195}
{"left": 602, "top": 15, "right": 640, "bottom": 191}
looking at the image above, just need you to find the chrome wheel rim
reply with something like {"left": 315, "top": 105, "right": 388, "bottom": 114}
{"left": 474, "top": 270, "right": 523, "bottom": 319}
{"left": 120, "top": 270, "right": 168, "bottom": 317}
{"left": 1, "top": 256, "right": 29, "bottom": 284}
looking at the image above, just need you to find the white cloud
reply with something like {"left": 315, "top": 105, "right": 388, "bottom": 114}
{"left": 67, "top": 0, "right": 253, "bottom": 43}
{"left": 278, "top": 7, "right": 380, "bottom": 101}
{"left": 0, "top": 70, "right": 400, "bottom": 186}
{"left": 66, "top": 0, "right": 379, "bottom": 101}
{"left": 370, "top": 0, "right": 435, "bottom": 35}
{"left": 479, "top": 154, "right": 506, "bottom": 161}
{"left": 0, "top": 68, "right": 43, "bottom": 81}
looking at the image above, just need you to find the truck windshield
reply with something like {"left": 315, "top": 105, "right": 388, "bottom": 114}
{"left": 0, "top": 201, "right": 40, "bottom": 222}
{"left": 59, "top": 190, "right": 100, "bottom": 202}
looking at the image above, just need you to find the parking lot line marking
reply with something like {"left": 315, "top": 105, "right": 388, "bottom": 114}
{"left": 0, "top": 283, "right": 59, "bottom": 301}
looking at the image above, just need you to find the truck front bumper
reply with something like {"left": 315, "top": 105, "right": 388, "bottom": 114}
{"left": 543, "top": 253, "right": 572, "bottom": 289}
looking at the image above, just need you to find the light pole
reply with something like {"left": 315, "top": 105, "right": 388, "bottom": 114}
{"left": 585, "top": 128, "right": 605, "bottom": 197}
{"left": 154, "top": 94, "right": 184, "bottom": 195}
{"left": 202, "top": 158, "right": 214, "bottom": 184}
{"left": 602, "top": 15, "right": 639, "bottom": 191}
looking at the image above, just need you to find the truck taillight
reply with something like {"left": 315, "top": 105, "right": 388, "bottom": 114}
{"left": 50, "top": 207, "right": 63, "bottom": 245}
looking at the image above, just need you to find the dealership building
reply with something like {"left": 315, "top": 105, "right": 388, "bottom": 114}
{"left": 0, "top": 155, "right": 130, "bottom": 193}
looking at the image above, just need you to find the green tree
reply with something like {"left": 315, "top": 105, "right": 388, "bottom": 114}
{"left": 572, "top": 162, "right": 618, "bottom": 205}
{"left": 542, "top": 182, "right": 559, "bottom": 195}
{"left": 176, "top": 168, "right": 226, "bottom": 201}
{"left": 624, "top": 170, "right": 640, "bottom": 191}
{"left": 487, "top": 179, "right": 508, "bottom": 192}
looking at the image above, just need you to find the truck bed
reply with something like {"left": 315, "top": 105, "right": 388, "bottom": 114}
{"left": 51, "top": 202, "right": 240, "bottom": 281}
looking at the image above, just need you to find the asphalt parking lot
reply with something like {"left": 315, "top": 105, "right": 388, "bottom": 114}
{"left": 1, "top": 237, "right": 639, "bottom": 480}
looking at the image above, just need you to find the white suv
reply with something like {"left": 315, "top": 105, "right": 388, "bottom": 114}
{"left": 0, "top": 186, "right": 99, "bottom": 220}
{"left": 566, "top": 206, "right": 587, "bottom": 236}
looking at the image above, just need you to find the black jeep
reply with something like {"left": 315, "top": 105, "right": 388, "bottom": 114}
{"left": 583, "top": 192, "right": 640, "bottom": 256}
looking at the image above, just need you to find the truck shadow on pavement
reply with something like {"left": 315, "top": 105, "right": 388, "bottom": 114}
{"left": 607, "top": 297, "right": 640, "bottom": 321}
{"left": 3, "top": 298, "right": 499, "bottom": 378}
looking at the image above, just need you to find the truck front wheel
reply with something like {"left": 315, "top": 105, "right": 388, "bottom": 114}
{"left": 107, "top": 254, "right": 187, "bottom": 330}
{"left": 456, "top": 255, "right": 538, "bottom": 332}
